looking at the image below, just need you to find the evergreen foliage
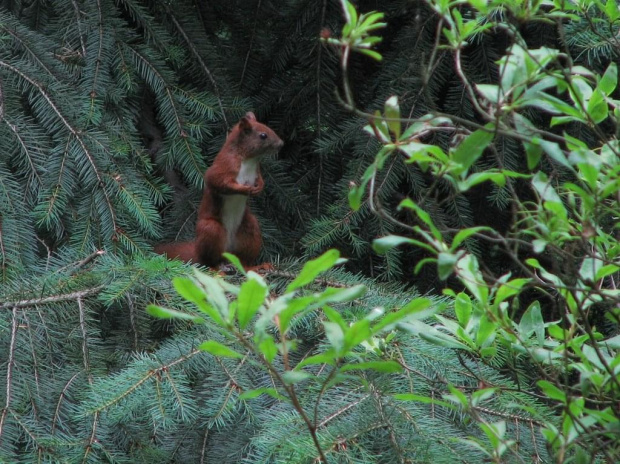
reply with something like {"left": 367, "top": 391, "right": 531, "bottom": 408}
{"left": 0, "top": 0, "right": 618, "bottom": 462}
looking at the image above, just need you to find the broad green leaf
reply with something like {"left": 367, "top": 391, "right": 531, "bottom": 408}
{"left": 372, "top": 298, "right": 435, "bottom": 333}
{"left": 237, "top": 275, "right": 267, "bottom": 329}
{"left": 532, "top": 171, "right": 563, "bottom": 203}
{"left": 359, "top": 49, "right": 383, "bottom": 61}
{"left": 192, "top": 270, "right": 229, "bottom": 315}
{"left": 340, "top": 360, "right": 402, "bottom": 373}
{"left": 452, "top": 124, "right": 495, "bottom": 175}
{"left": 324, "top": 321, "right": 345, "bottom": 354}
{"left": 579, "top": 257, "right": 605, "bottom": 283}
{"left": 401, "top": 320, "right": 472, "bottom": 350}
{"left": 537, "top": 380, "right": 566, "bottom": 402}
{"left": 146, "top": 304, "right": 204, "bottom": 323}
{"left": 539, "top": 141, "right": 571, "bottom": 169}
{"left": 282, "top": 370, "right": 313, "bottom": 385}
{"left": 599, "top": 62, "right": 617, "bottom": 95}
{"left": 454, "top": 293, "right": 472, "bottom": 327}
{"left": 323, "top": 305, "right": 347, "bottom": 329}
{"left": 222, "top": 253, "right": 245, "bottom": 274}
{"left": 384, "top": 96, "right": 401, "bottom": 138}
{"left": 344, "top": 319, "right": 371, "bottom": 350}
{"left": 451, "top": 226, "right": 494, "bottom": 250}
{"left": 360, "top": 12, "right": 385, "bottom": 30}
{"left": 455, "top": 254, "right": 488, "bottom": 303}
{"left": 296, "top": 353, "right": 337, "bottom": 368}
{"left": 476, "top": 314, "right": 496, "bottom": 348}
{"left": 399, "top": 198, "right": 442, "bottom": 241}
{"left": 393, "top": 394, "right": 453, "bottom": 409}
{"left": 524, "top": 141, "right": 543, "bottom": 170}
{"left": 596, "top": 264, "right": 620, "bottom": 281}
{"left": 457, "top": 172, "right": 506, "bottom": 191}
{"left": 587, "top": 88, "right": 608, "bottom": 124}
{"left": 397, "top": 141, "right": 448, "bottom": 163}
{"left": 172, "top": 277, "right": 226, "bottom": 326}
{"left": 286, "top": 249, "right": 340, "bottom": 292}
{"left": 495, "top": 278, "right": 530, "bottom": 305}
{"left": 373, "top": 234, "right": 436, "bottom": 254}
{"left": 604, "top": 334, "right": 620, "bottom": 349}
{"left": 199, "top": 341, "right": 244, "bottom": 358}
{"left": 258, "top": 337, "right": 278, "bottom": 363}
{"left": 605, "top": 0, "right": 620, "bottom": 21}
{"left": 519, "top": 301, "right": 544, "bottom": 345}
{"left": 278, "top": 295, "right": 317, "bottom": 334}
{"left": 239, "top": 388, "right": 286, "bottom": 401}
{"left": 476, "top": 84, "right": 501, "bottom": 103}
{"left": 316, "top": 285, "right": 367, "bottom": 305}
{"left": 437, "top": 252, "right": 459, "bottom": 280}
{"left": 471, "top": 388, "right": 498, "bottom": 405}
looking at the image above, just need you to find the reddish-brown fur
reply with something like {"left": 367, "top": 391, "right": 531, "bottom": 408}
{"left": 154, "top": 112, "right": 283, "bottom": 268}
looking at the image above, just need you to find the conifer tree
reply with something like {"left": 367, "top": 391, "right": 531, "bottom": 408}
{"left": 0, "top": 0, "right": 618, "bottom": 462}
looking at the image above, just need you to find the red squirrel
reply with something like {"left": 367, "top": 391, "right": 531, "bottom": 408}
{"left": 154, "top": 112, "right": 283, "bottom": 268}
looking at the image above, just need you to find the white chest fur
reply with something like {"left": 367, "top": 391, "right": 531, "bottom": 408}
{"left": 221, "top": 158, "right": 259, "bottom": 250}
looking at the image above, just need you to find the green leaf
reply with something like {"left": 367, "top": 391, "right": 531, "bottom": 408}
{"left": 316, "top": 285, "right": 367, "bottom": 305}
{"left": 192, "top": 269, "right": 229, "bottom": 316}
{"left": 457, "top": 171, "right": 506, "bottom": 191}
{"left": 537, "top": 380, "right": 566, "bottom": 403}
{"left": 455, "top": 254, "right": 488, "bottom": 303}
{"left": 519, "top": 302, "right": 544, "bottom": 345}
{"left": 600, "top": 61, "right": 617, "bottom": 95}
{"left": 222, "top": 253, "right": 246, "bottom": 274}
{"left": 452, "top": 124, "right": 495, "bottom": 175}
{"left": 372, "top": 298, "right": 435, "bottom": 333}
{"left": 296, "top": 353, "right": 337, "bottom": 368}
{"left": 399, "top": 198, "right": 442, "bottom": 241}
{"left": 476, "top": 84, "right": 501, "bottom": 103}
{"left": 344, "top": 319, "right": 371, "bottom": 351}
{"left": 393, "top": 394, "right": 453, "bottom": 409}
{"left": 171, "top": 277, "right": 226, "bottom": 325}
{"left": 237, "top": 275, "right": 267, "bottom": 329}
{"left": 476, "top": 314, "right": 496, "bottom": 348}
{"left": 340, "top": 360, "right": 402, "bottom": 373}
{"left": 454, "top": 293, "right": 472, "bottom": 327}
{"left": 324, "top": 321, "right": 345, "bottom": 354}
{"left": 539, "top": 140, "right": 571, "bottom": 169}
{"left": 451, "top": 226, "right": 494, "bottom": 250}
{"left": 495, "top": 278, "right": 530, "bottom": 305}
{"left": 282, "top": 370, "right": 313, "bottom": 385}
{"left": 384, "top": 96, "right": 401, "bottom": 139}
{"left": 596, "top": 264, "right": 620, "bottom": 281}
{"left": 199, "top": 341, "right": 244, "bottom": 359}
{"left": 587, "top": 88, "right": 608, "bottom": 123}
{"left": 239, "top": 387, "right": 285, "bottom": 401}
{"left": 146, "top": 304, "right": 204, "bottom": 323}
{"left": 358, "top": 49, "right": 383, "bottom": 61}
{"left": 605, "top": 0, "right": 620, "bottom": 21}
{"left": 286, "top": 249, "right": 340, "bottom": 292}
{"left": 438, "top": 252, "right": 459, "bottom": 280}
{"left": 258, "top": 337, "right": 278, "bottom": 363}
{"left": 373, "top": 234, "right": 436, "bottom": 254}
{"left": 402, "top": 320, "right": 472, "bottom": 351}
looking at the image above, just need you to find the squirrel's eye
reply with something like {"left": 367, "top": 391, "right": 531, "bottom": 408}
{"left": 259, "top": 132, "right": 268, "bottom": 140}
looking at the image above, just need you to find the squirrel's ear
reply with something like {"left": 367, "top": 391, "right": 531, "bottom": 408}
{"left": 239, "top": 115, "right": 253, "bottom": 132}
{"left": 245, "top": 111, "right": 256, "bottom": 121}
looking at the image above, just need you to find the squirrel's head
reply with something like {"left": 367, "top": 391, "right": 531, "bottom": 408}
{"left": 233, "top": 112, "right": 284, "bottom": 158}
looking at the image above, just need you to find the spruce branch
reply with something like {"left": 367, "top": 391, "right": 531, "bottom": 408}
{"left": 0, "top": 286, "right": 104, "bottom": 310}
{"left": 87, "top": 348, "right": 202, "bottom": 414}
{"left": 0, "top": 307, "right": 18, "bottom": 444}
{"left": 0, "top": 60, "right": 118, "bottom": 236}
{"left": 163, "top": 7, "right": 229, "bottom": 128}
